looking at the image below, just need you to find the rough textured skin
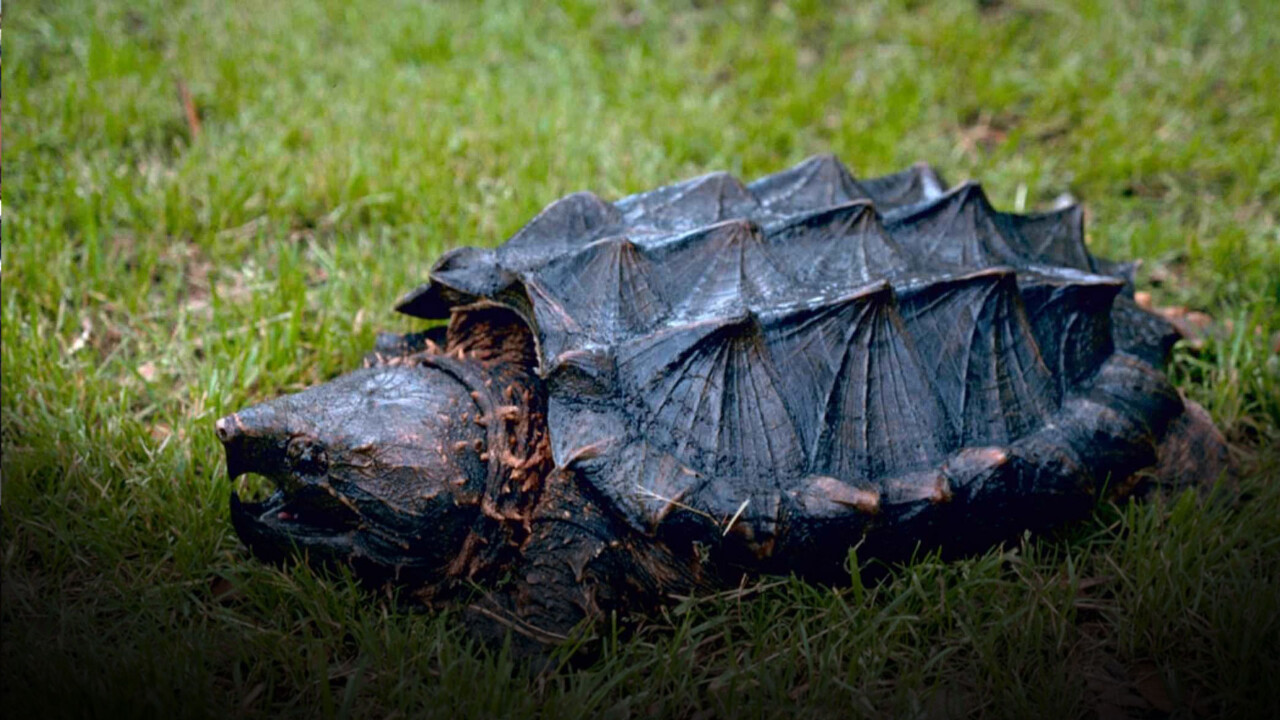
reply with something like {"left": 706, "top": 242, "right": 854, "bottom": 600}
{"left": 218, "top": 155, "right": 1224, "bottom": 643}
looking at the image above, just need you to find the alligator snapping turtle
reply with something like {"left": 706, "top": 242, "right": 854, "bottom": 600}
{"left": 216, "top": 155, "right": 1227, "bottom": 643}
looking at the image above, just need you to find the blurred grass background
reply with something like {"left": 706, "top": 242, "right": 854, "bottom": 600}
{"left": 2, "top": 0, "right": 1278, "bottom": 717}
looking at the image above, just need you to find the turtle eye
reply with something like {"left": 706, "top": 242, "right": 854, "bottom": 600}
{"left": 286, "top": 436, "right": 329, "bottom": 477}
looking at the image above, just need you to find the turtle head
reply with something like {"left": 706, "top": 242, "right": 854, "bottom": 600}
{"left": 218, "top": 363, "right": 491, "bottom": 580}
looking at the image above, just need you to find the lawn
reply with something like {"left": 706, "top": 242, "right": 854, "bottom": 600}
{"left": 3, "top": 0, "right": 1279, "bottom": 717}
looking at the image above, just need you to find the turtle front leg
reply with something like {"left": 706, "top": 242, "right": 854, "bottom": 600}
{"left": 462, "top": 468, "right": 708, "bottom": 658}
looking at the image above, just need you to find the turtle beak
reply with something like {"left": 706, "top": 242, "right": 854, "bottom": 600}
{"left": 218, "top": 399, "right": 361, "bottom": 566}
{"left": 216, "top": 404, "right": 288, "bottom": 482}
{"left": 215, "top": 415, "right": 249, "bottom": 481}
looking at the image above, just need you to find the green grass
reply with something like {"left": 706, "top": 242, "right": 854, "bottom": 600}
{"left": 3, "top": 0, "right": 1279, "bottom": 717}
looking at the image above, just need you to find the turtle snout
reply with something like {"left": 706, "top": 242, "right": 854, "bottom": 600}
{"left": 216, "top": 405, "right": 291, "bottom": 483}
{"left": 216, "top": 413, "right": 253, "bottom": 481}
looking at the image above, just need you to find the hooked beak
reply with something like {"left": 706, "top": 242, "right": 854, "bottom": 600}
{"left": 215, "top": 403, "right": 293, "bottom": 483}
{"left": 215, "top": 414, "right": 251, "bottom": 481}
{"left": 216, "top": 404, "right": 358, "bottom": 549}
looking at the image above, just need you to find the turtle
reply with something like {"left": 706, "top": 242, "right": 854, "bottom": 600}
{"left": 215, "top": 154, "right": 1229, "bottom": 646}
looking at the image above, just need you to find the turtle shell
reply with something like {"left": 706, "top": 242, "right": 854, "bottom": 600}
{"left": 396, "top": 155, "right": 1184, "bottom": 576}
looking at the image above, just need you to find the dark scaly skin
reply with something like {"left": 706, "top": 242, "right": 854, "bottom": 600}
{"left": 219, "top": 156, "right": 1230, "bottom": 647}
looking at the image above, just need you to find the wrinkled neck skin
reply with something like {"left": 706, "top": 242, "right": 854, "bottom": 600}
{"left": 223, "top": 306, "right": 702, "bottom": 646}
{"left": 363, "top": 347, "right": 611, "bottom": 637}
{"left": 388, "top": 311, "right": 705, "bottom": 645}
{"left": 393, "top": 348, "right": 550, "bottom": 589}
